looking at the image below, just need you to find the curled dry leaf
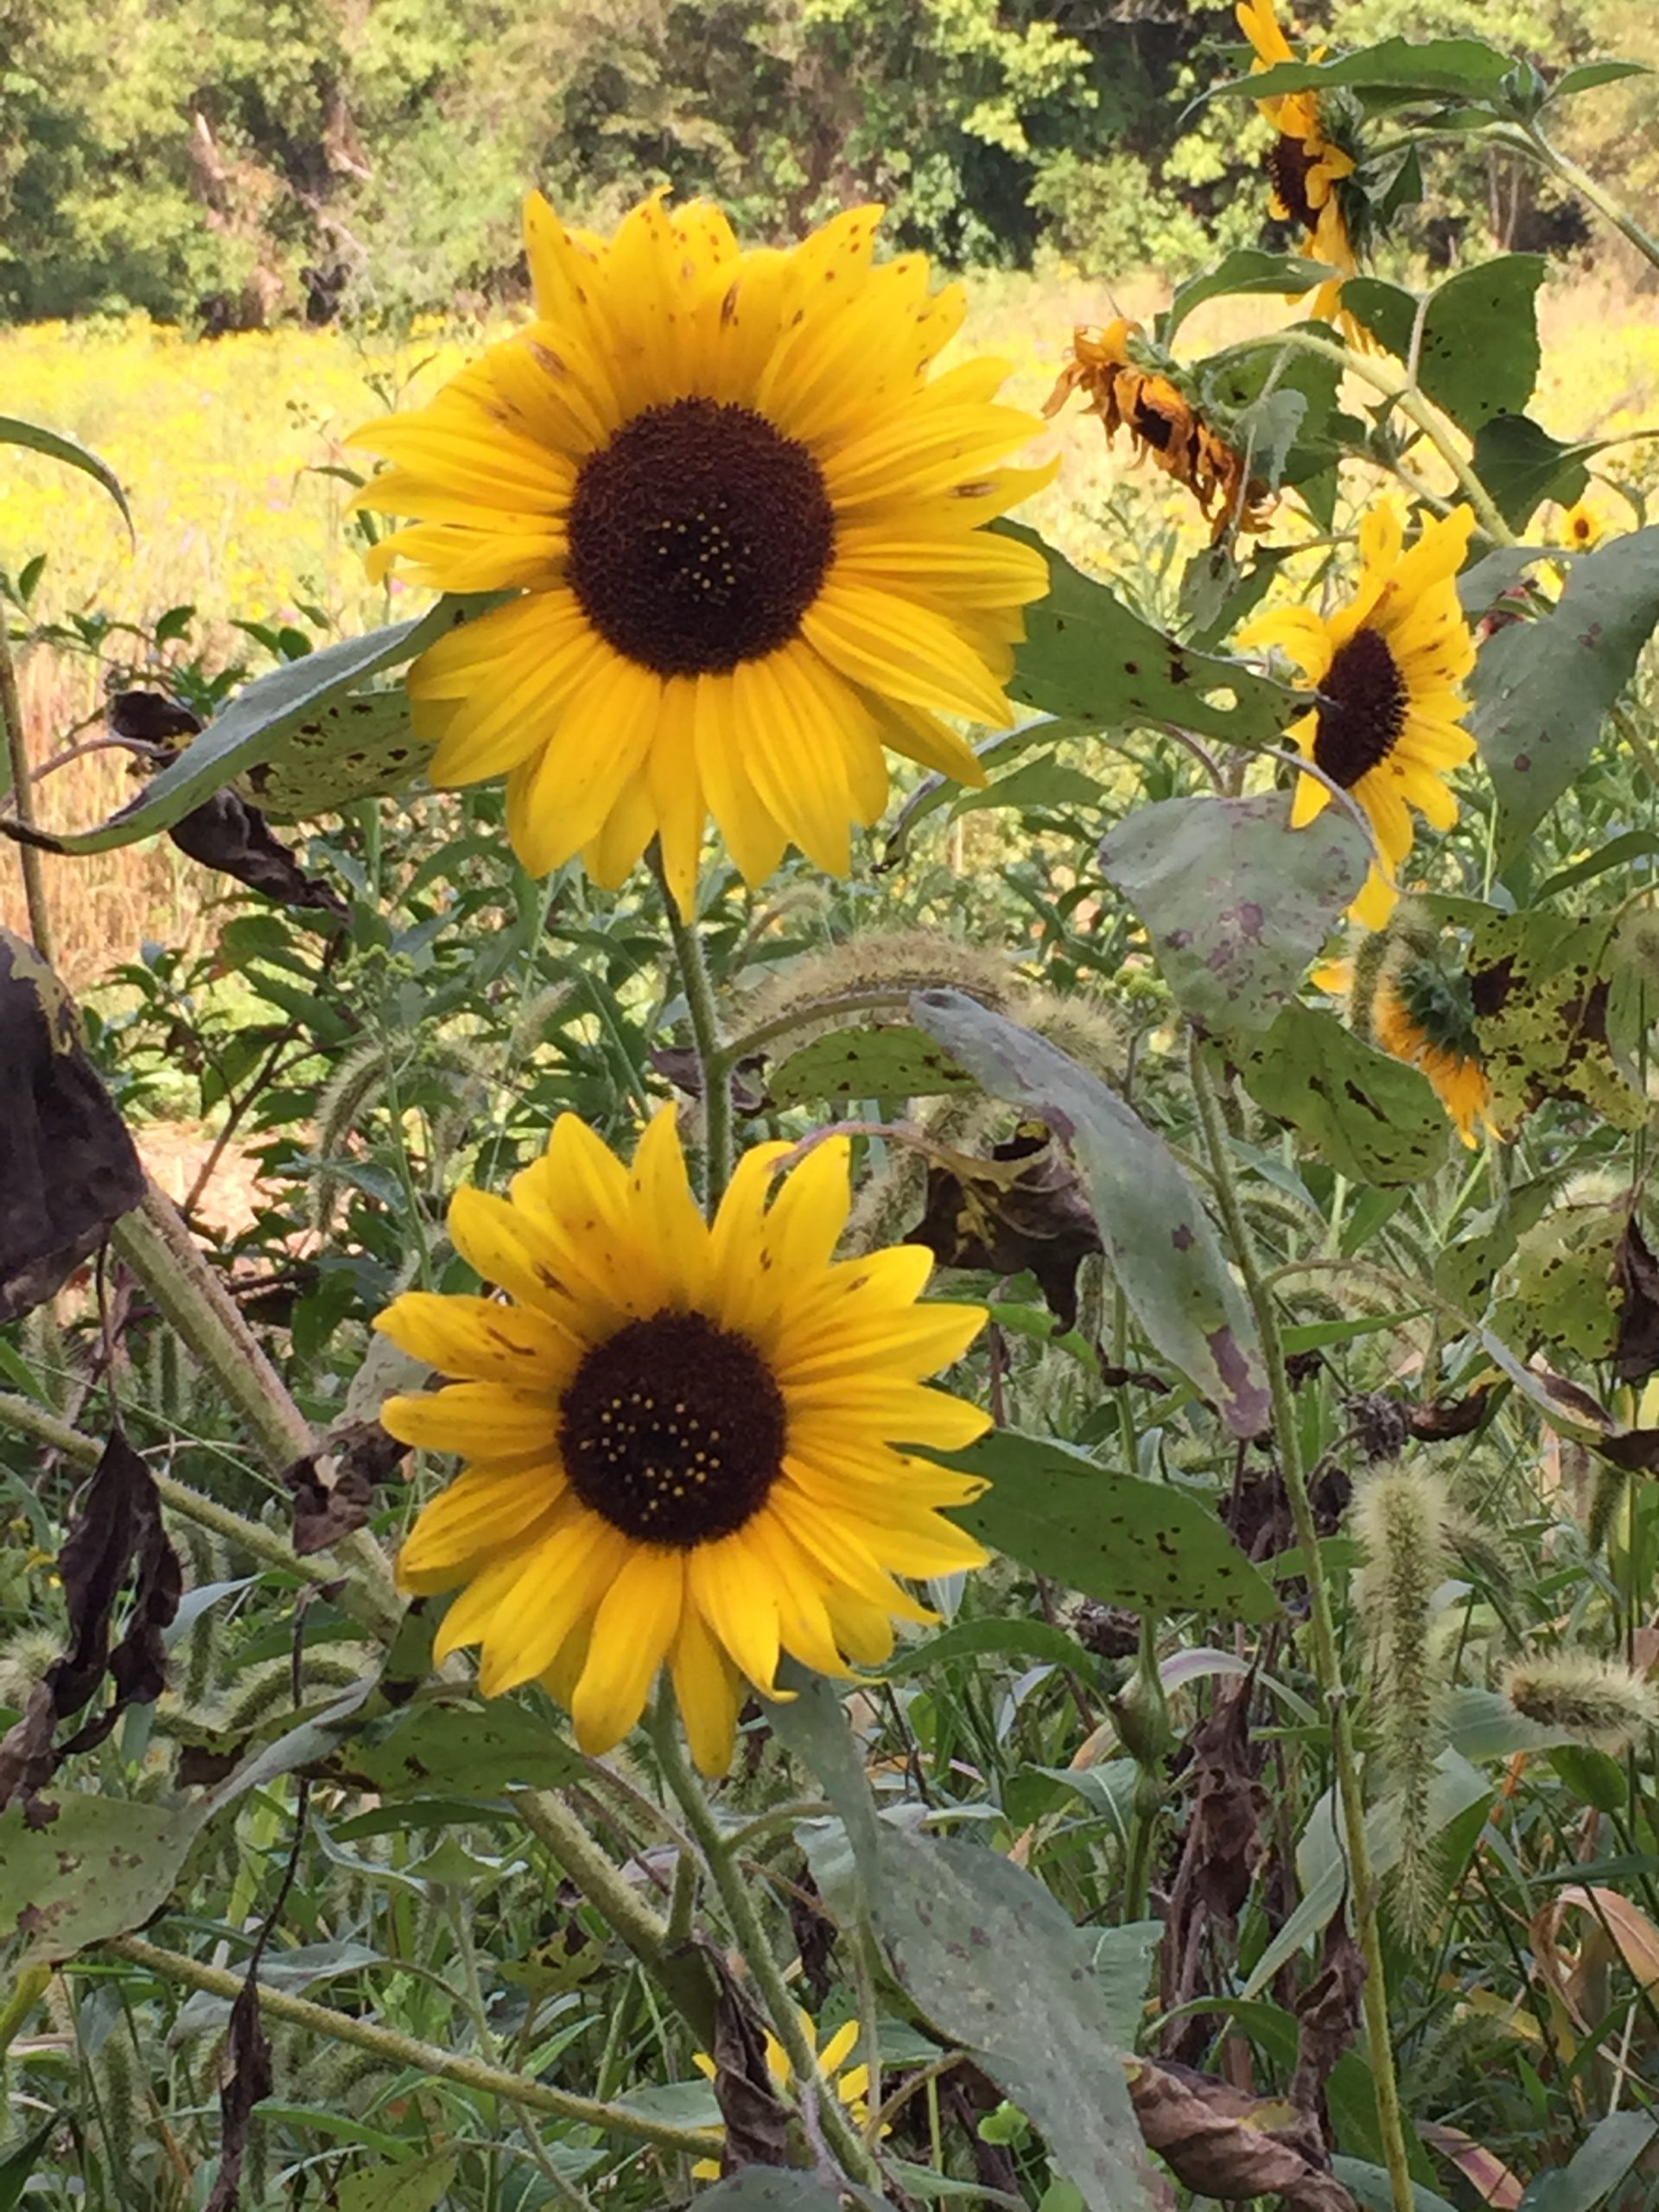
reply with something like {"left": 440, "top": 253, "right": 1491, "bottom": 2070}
{"left": 909, "top": 1120, "right": 1102, "bottom": 1330}
{"left": 1288, "top": 1924, "right": 1366, "bottom": 2124}
{"left": 0, "top": 928, "right": 144, "bottom": 1324}
{"left": 168, "top": 786, "right": 346, "bottom": 915}
{"left": 0, "top": 1428, "right": 181, "bottom": 1819}
{"left": 1531, "top": 1884, "right": 1659, "bottom": 2032}
{"left": 203, "top": 1974, "right": 274, "bottom": 2212}
{"left": 280, "top": 1418, "right": 408, "bottom": 1556}
{"left": 703, "top": 1946, "right": 793, "bottom": 2176}
{"left": 1420, "top": 2124, "right": 1525, "bottom": 2210}
{"left": 1126, "top": 2057, "right": 1357, "bottom": 2212}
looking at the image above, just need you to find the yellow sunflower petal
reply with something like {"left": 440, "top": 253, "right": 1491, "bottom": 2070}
{"left": 570, "top": 1548, "right": 687, "bottom": 1753}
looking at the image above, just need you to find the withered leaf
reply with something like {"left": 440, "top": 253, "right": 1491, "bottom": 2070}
{"left": 0, "top": 1427, "right": 181, "bottom": 1815}
{"left": 704, "top": 1945, "right": 792, "bottom": 2175}
{"left": 1288, "top": 1923, "right": 1366, "bottom": 2126}
{"left": 0, "top": 929, "right": 145, "bottom": 1323}
{"left": 1612, "top": 1217, "right": 1659, "bottom": 1382}
{"left": 1127, "top": 2057, "right": 1357, "bottom": 2212}
{"left": 650, "top": 1044, "right": 770, "bottom": 1116}
{"left": 910, "top": 1121, "right": 1103, "bottom": 1329}
{"left": 204, "top": 1974, "right": 274, "bottom": 2212}
{"left": 1408, "top": 1389, "right": 1491, "bottom": 1442}
{"left": 108, "top": 690, "right": 202, "bottom": 749}
{"left": 168, "top": 788, "right": 346, "bottom": 915}
{"left": 281, "top": 1419, "right": 407, "bottom": 1556}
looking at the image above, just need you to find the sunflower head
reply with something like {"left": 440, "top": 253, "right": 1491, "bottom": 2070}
{"left": 1236, "top": 0, "right": 1363, "bottom": 327}
{"left": 347, "top": 192, "right": 1056, "bottom": 915}
{"left": 376, "top": 1109, "right": 990, "bottom": 1774}
{"left": 1560, "top": 499, "right": 1604, "bottom": 550}
{"left": 691, "top": 2012, "right": 877, "bottom": 2178}
{"left": 1239, "top": 500, "right": 1478, "bottom": 930}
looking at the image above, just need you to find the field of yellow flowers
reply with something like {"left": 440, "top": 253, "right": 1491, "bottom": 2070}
{"left": 4, "top": 270, "right": 1658, "bottom": 977}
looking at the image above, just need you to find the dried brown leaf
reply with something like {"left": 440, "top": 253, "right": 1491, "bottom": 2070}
{"left": 910, "top": 1120, "right": 1102, "bottom": 1328}
{"left": 1127, "top": 2057, "right": 1357, "bottom": 2212}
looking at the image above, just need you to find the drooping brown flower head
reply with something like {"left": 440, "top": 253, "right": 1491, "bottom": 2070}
{"left": 1046, "top": 320, "right": 1274, "bottom": 543}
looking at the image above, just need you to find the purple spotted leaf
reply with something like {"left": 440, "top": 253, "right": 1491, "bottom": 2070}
{"left": 1099, "top": 791, "right": 1367, "bottom": 1037}
{"left": 910, "top": 991, "right": 1270, "bottom": 1437}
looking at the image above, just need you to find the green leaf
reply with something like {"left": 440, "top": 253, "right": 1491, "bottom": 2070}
{"left": 1468, "top": 912, "right": 1646, "bottom": 1134}
{"left": 335, "top": 2156, "right": 459, "bottom": 2212}
{"left": 1198, "top": 323, "right": 1348, "bottom": 497}
{"left": 911, "top": 991, "right": 1270, "bottom": 1436}
{"left": 340, "top": 1697, "right": 584, "bottom": 1797}
{"left": 768, "top": 1024, "right": 979, "bottom": 1109}
{"left": 0, "top": 2115, "right": 58, "bottom": 2212}
{"left": 0, "top": 1796, "right": 205, "bottom": 1968}
{"left": 11, "top": 597, "right": 487, "bottom": 856}
{"left": 1474, "top": 524, "right": 1659, "bottom": 861}
{"left": 950, "top": 757, "right": 1103, "bottom": 818}
{"left": 1098, "top": 791, "right": 1366, "bottom": 1037}
{"left": 942, "top": 1429, "right": 1280, "bottom": 1623}
{"left": 1348, "top": 260, "right": 1545, "bottom": 434}
{"left": 1235, "top": 1005, "right": 1450, "bottom": 1185}
{"left": 1470, "top": 415, "right": 1601, "bottom": 530}
{"left": 1001, "top": 524, "right": 1298, "bottom": 748}
{"left": 1216, "top": 37, "right": 1521, "bottom": 105}
{"left": 694, "top": 2175, "right": 880, "bottom": 2212}
{"left": 884, "top": 1616, "right": 1105, "bottom": 1679}
{"left": 0, "top": 416, "right": 133, "bottom": 539}
{"left": 242, "top": 691, "right": 435, "bottom": 823}
{"left": 874, "top": 1829, "right": 1150, "bottom": 2212}
{"left": 1547, "top": 60, "right": 1650, "bottom": 101}
{"left": 1523, "top": 2114, "right": 1659, "bottom": 2212}
{"left": 1160, "top": 251, "right": 1337, "bottom": 346}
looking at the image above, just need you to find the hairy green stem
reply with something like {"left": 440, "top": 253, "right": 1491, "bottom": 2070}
{"left": 0, "top": 614, "right": 54, "bottom": 960}
{"left": 513, "top": 1787, "right": 719, "bottom": 2044}
{"left": 723, "top": 986, "right": 918, "bottom": 1065}
{"left": 1514, "top": 120, "right": 1659, "bottom": 274}
{"left": 105, "top": 1936, "right": 718, "bottom": 2157}
{"left": 647, "top": 1691, "right": 882, "bottom": 2189}
{"left": 1189, "top": 1039, "right": 1414, "bottom": 2212}
{"left": 651, "top": 845, "right": 731, "bottom": 1211}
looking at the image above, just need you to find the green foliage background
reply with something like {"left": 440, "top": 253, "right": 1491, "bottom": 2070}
{"left": 3, "top": 0, "right": 1656, "bottom": 327}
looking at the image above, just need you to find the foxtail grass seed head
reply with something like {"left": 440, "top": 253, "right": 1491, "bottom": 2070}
{"left": 1502, "top": 1654, "right": 1659, "bottom": 1752}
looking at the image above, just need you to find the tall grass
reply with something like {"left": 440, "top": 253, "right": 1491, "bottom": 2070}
{"left": 4, "top": 269, "right": 1657, "bottom": 983}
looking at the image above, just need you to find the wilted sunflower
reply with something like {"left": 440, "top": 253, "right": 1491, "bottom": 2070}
{"left": 1046, "top": 321, "right": 1274, "bottom": 543}
{"left": 347, "top": 193, "right": 1055, "bottom": 913}
{"left": 1236, "top": 0, "right": 1359, "bottom": 326}
{"left": 1239, "top": 500, "right": 1477, "bottom": 929}
{"left": 1314, "top": 932, "right": 1496, "bottom": 1146}
{"left": 376, "top": 1109, "right": 989, "bottom": 1772}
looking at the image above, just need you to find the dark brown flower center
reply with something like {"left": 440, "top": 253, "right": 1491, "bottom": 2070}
{"left": 558, "top": 1308, "right": 785, "bottom": 1547}
{"left": 1266, "top": 135, "right": 1320, "bottom": 232}
{"left": 566, "top": 397, "right": 836, "bottom": 677}
{"left": 1311, "top": 626, "right": 1408, "bottom": 788}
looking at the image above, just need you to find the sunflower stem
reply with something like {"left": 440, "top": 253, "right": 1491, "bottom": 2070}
{"left": 105, "top": 1936, "right": 721, "bottom": 2158}
{"left": 513, "top": 1786, "right": 721, "bottom": 2044}
{"left": 1511, "top": 121, "right": 1659, "bottom": 275}
{"left": 652, "top": 843, "right": 733, "bottom": 1213}
{"left": 1188, "top": 1034, "right": 1415, "bottom": 2212}
{"left": 647, "top": 1688, "right": 884, "bottom": 2190}
{"left": 0, "top": 612, "right": 54, "bottom": 962}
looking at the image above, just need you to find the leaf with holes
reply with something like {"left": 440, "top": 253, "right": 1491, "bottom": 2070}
{"left": 337, "top": 1699, "right": 583, "bottom": 1798}
{"left": 1099, "top": 792, "right": 1367, "bottom": 1037}
{"left": 1470, "top": 416, "right": 1603, "bottom": 531}
{"left": 942, "top": 1429, "right": 1279, "bottom": 1622}
{"left": 1160, "top": 253, "right": 1338, "bottom": 346}
{"left": 875, "top": 1828, "right": 1150, "bottom": 2212}
{"left": 1236, "top": 1007, "right": 1449, "bottom": 1184}
{"left": 1344, "top": 259, "right": 1544, "bottom": 435}
{"left": 1000, "top": 524, "right": 1298, "bottom": 747}
{"left": 1473, "top": 526, "right": 1659, "bottom": 861}
{"left": 0, "top": 1796, "right": 205, "bottom": 1967}
{"left": 912, "top": 991, "right": 1270, "bottom": 1435}
{"left": 767, "top": 1026, "right": 978, "bottom": 1109}
{"left": 241, "top": 692, "right": 435, "bottom": 823}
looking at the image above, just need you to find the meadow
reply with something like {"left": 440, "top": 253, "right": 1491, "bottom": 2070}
{"left": 8, "top": 265, "right": 1659, "bottom": 982}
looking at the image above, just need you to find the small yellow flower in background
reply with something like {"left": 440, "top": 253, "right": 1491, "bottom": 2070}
{"left": 1236, "top": 0, "right": 1360, "bottom": 327}
{"left": 691, "top": 2013, "right": 877, "bottom": 2178}
{"left": 1046, "top": 320, "right": 1275, "bottom": 543}
{"left": 376, "top": 1109, "right": 990, "bottom": 1774}
{"left": 347, "top": 192, "right": 1056, "bottom": 915}
{"left": 1239, "top": 500, "right": 1478, "bottom": 929}
{"left": 1559, "top": 498, "right": 1604, "bottom": 550}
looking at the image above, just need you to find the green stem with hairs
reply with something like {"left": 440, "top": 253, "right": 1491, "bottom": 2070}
{"left": 0, "top": 613, "right": 53, "bottom": 959}
{"left": 647, "top": 1688, "right": 883, "bottom": 2190}
{"left": 105, "top": 1936, "right": 718, "bottom": 2158}
{"left": 723, "top": 986, "right": 918, "bottom": 1064}
{"left": 1511, "top": 120, "right": 1659, "bottom": 275}
{"left": 1188, "top": 1037, "right": 1414, "bottom": 2212}
{"left": 512, "top": 1787, "right": 719, "bottom": 2044}
{"left": 651, "top": 845, "right": 732, "bottom": 1211}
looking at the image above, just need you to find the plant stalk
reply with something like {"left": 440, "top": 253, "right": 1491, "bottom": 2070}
{"left": 650, "top": 845, "right": 732, "bottom": 1211}
{"left": 647, "top": 1690, "right": 883, "bottom": 2190}
{"left": 105, "top": 1936, "right": 719, "bottom": 2158}
{"left": 1189, "top": 1037, "right": 1414, "bottom": 2212}
{"left": 0, "top": 613, "right": 54, "bottom": 960}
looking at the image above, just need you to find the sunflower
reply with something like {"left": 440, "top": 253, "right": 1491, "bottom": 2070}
{"left": 1238, "top": 500, "right": 1477, "bottom": 929}
{"left": 1236, "top": 0, "right": 1360, "bottom": 327}
{"left": 1558, "top": 499, "right": 1604, "bottom": 550}
{"left": 1372, "top": 971, "right": 1496, "bottom": 1147}
{"left": 691, "top": 2012, "right": 879, "bottom": 2178}
{"left": 376, "top": 1109, "right": 990, "bottom": 1773}
{"left": 346, "top": 194, "right": 1055, "bottom": 914}
{"left": 1046, "top": 321, "right": 1274, "bottom": 543}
